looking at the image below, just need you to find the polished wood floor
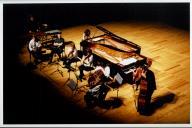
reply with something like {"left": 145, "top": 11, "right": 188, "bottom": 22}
{"left": 19, "top": 21, "right": 190, "bottom": 123}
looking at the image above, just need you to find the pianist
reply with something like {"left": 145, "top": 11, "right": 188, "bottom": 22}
{"left": 49, "top": 33, "right": 65, "bottom": 63}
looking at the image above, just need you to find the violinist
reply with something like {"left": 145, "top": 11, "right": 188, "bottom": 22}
{"left": 49, "top": 33, "right": 65, "bottom": 63}
{"left": 80, "top": 29, "right": 91, "bottom": 55}
{"left": 78, "top": 48, "right": 93, "bottom": 81}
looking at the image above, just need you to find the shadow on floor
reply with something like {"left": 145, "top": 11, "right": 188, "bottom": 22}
{"left": 98, "top": 97, "right": 124, "bottom": 109}
{"left": 146, "top": 92, "right": 177, "bottom": 116}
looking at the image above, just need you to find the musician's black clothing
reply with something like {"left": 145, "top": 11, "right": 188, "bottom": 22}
{"left": 80, "top": 40, "right": 90, "bottom": 55}
{"left": 146, "top": 69, "right": 156, "bottom": 106}
{"left": 54, "top": 38, "right": 65, "bottom": 44}
{"left": 49, "top": 38, "right": 65, "bottom": 63}
{"left": 84, "top": 82, "right": 110, "bottom": 107}
{"left": 31, "top": 50, "right": 42, "bottom": 64}
{"left": 146, "top": 70, "right": 156, "bottom": 92}
{"left": 79, "top": 65, "right": 94, "bottom": 80}
{"left": 51, "top": 45, "right": 63, "bottom": 57}
{"left": 78, "top": 53, "right": 93, "bottom": 80}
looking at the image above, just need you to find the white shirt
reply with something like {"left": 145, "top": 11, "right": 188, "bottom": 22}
{"left": 82, "top": 54, "right": 93, "bottom": 67}
{"left": 28, "top": 38, "right": 41, "bottom": 52}
{"left": 104, "top": 66, "right": 110, "bottom": 78}
{"left": 95, "top": 65, "right": 110, "bottom": 78}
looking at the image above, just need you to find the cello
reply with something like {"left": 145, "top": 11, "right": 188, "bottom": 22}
{"left": 132, "top": 66, "right": 150, "bottom": 114}
{"left": 88, "top": 69, "right": 104, "bottom": 89}
{"left": 137, "top": 77, "right": 149, "bottom": 114}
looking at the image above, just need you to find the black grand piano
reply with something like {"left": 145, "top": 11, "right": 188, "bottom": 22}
{"left": 84, "top": 26, "right": 154, "bottom": 114}
{"left": 85, "top": 26, "right": 149, "bottom": 83}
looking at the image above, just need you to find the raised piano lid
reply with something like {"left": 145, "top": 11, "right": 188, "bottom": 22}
{"left": 91, "top": 35, "right": 138, "bottom": 53}
{"left": 94, "top": 26, "right": 141, "bottom": 54}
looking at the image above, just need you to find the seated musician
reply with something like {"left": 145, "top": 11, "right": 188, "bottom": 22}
{"left": 49, "top": 33, "right": 65, "bottom": 63}
{"left": 80, "top": 29, "right": 91, "bottom": 55}
{"left": 78, "top": 48, "right": 94, "bottom": 81}
{"left": 28, "top": 35, "right": 42, "bottom": 64}
{"left": 63, "top": 42, "right": 78, "bottom": 68}
{"left": 66, "top": 43, "right": 77, "bottom": 59}
{"left": 94, "top": 62, "right": 113, "bottom": 82}
{"left": 86, "top": 62, "right": 112, "bottom": 104}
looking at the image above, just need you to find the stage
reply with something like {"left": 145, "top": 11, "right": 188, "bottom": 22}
{"left": 16, "top": 21, "right": 190, "bottom": 123}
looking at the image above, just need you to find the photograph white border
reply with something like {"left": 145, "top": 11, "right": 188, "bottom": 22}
{"left": 0, "top": 0, "right": 191, "bottom": 127}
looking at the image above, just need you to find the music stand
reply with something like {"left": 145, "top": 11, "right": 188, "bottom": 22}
{"left": 66, "top": 79, "right": 77, "bottom": 95}
{"left": 64, "top": 68, "right": 80, "bottom": 95}
{"left": 73, "top": 72, "right": 88, "bottom": 95}
{"left": 114, "top": 73, "right": 123, "bottom": 98}
{"left": 64, "top": 68, "right": 87, "bottom": 96}
{"left": 50, "top": 60, "right": 64, "bottom": 77}
{"left": 63, "top": 57, "right": 77, "bottom": 90}
{"left": 61, "top": 47, "right": 81, "bottom": 80}
{"left": 49, "top": 46, "right": 65, "bottom": 76}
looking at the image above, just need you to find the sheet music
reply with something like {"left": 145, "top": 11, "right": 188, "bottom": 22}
{"left": 114, "top": 73, "right": 123, "bottom": 85}
{"left": 92, "top": 37, "right": 103, "bottom": 42}
{"left": 67, "top": 79, "right": 77, "bottom": 91}
{"left": 119, "top": 57, "right": 137, "bottom": 66}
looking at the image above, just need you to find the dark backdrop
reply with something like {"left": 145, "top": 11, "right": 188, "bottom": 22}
{"left": 3, "top": 3, "right": 189, "bottom": 124}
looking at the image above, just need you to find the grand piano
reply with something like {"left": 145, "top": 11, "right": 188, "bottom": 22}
{"left": 84, "top": 26, "right": 154, "bottom": 114}
{"left": 86, "top": 26, "right": 148, "bottom": 83}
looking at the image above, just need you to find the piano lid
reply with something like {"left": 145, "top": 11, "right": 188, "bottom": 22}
{"left": 91, "top": 35, "right": 138, "bottom": 53}
{"left": 95, "top": 26, "right": 141, "bottom": 52}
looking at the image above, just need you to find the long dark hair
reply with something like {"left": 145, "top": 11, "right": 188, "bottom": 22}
{"left": 84, "top": 29, "right": 91, "bottom": 36}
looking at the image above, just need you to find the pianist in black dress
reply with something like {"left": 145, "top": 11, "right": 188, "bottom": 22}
{"left": 49, "top": 33, "right": 65, "bottom": 63}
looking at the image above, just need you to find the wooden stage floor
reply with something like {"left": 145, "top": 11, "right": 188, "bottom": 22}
{"left": 19, "top": 21, "right": 190, "bottom": 124}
